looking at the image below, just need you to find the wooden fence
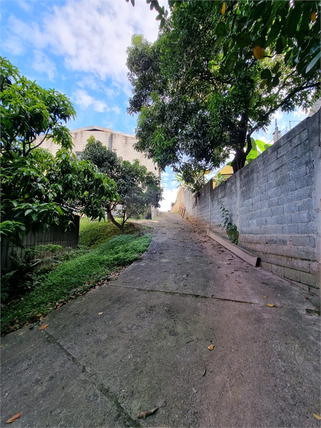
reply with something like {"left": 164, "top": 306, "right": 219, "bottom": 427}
{"left": 1, "top": 216, "right": 80, "bottom": 271}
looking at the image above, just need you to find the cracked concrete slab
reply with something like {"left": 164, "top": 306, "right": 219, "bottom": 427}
{"left": 1, "top": 213, "right": 320, "bottom": 427}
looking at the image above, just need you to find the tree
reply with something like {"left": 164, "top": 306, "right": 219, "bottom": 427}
{"left": 0, "top": 58, "right": 118, "bottom": 246}
{"left": 1, "top": 57, "right": 75, "bottom": 158}
{"left": 127, "top": 1, "right": 320, "bottom": 181}
{"left": 126, "top": 0, "right": 320, "bottom": 79}
{"left": 82, "top": 137, "right": 162, "bottom": 233}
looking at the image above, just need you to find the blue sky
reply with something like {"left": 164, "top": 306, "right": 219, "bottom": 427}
{"left": 0, "top": 0, "right": 310, "bottom": 210}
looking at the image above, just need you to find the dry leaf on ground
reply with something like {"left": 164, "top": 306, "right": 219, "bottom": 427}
{"left": 267, "top": 304, "right": 275, "bottom": 307}
{"left": 137, "top": 407, "right": 159, "bottom": 419}
{"left": 6, "top": 412, "right": 23, "bottom": 423}
{"left": 264, "top": 296, "right": 268, "bottom": 299}
{"left": 313, "top": 413, "right": 321, "bottom": 420}
{"left": 98, "top": 312, "right": 103, "bottom": 315}
{"left": 39, "top": 324, "right": 49, "bottom": 330}
{"left": 208, "top": 344, "right": 215, "bottom": 350}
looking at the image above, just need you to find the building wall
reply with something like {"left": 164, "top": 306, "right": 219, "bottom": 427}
{"left": 174, "top": 111, "right": 320, "bottom": 292}
{"left": 40, "top": 126, "right": 160, "bottom": 176}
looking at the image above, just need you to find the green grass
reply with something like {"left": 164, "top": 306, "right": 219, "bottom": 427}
{"left": 1, "top": 233, "right": 152, "bottom": 335}
{"left": 79, "top": 217, "right": 137, "bottom": 247}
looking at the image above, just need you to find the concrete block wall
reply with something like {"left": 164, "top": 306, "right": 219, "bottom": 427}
{"left": 177, "top": 111, "right": 320, "bottom": 292}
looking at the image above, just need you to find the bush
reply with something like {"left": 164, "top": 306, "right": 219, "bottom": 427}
{"left": 1, "top": 233, "right": 152, "bottom": 335}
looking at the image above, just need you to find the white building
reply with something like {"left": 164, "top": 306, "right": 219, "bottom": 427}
{"left": 40, "top": 125, "right": 160, "bottom": 177}
{"left": 39, "top": 126, "right": 160, "bottom": 219}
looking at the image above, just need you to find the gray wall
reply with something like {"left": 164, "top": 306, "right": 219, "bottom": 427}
{"left": 176, "top": 111, "right": 320, "bottom": 292}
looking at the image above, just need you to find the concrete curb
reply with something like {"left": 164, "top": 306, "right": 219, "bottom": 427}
{"left": 207, "top": 229, "right": 260, "bottom": 267}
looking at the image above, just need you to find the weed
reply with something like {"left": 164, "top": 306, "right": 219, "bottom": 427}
{"left": 1, "top": 233, "right": 152, "bottom": 335}
{"left": 219, "top": 202, "right": 239, "bottom": 245}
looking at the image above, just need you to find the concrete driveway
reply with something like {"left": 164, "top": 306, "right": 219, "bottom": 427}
{"left": 1, "top": 213, "right": 320, "bottom": 427}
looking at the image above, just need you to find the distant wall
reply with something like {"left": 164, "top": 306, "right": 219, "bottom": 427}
{"left": 174, "top": 111, "right": 320, "bottom": 293}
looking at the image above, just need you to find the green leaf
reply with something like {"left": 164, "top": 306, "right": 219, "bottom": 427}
{"left": 236, "top": 33, "right": 251, "bottom": 48}
{"left": 260, "top": 79, "right": 267, "bottom": 89}
{"left": 267, "top": 18, "right": 282, "bottom": 45}
{"left": 306, "top": 51, "right": 321, "bottom": 74}
{"left": 285, "top": 4, "right": 302, "bottom": 38}
{"left": 216, "top": 22, "right": 227, "bottom": 37}
{"left": 272, "top": 74, "right": 279, "bottom": 87}
{"left": 261, "top": 68, "right": 272, "bottom": 80}
{"left": 255, "top": 139, "right": 270, "bottom": 152}
{"left": 56, "top": 206, "right": 64, "bottom": 215}
{"left": 284, "top": 49, "right": 292, "bottom": 64}
{"left": 276, "top": 37, "right": 284, "bottom": 54}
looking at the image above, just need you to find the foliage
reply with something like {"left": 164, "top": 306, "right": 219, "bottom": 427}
{"left": 1, "top": 233, "right": 152, "bottom": 335}
{"left": 0, "top": 244, "right": 90, "bottom": 304}
{"left": 79, "top": 217, "right": 138, "bottom": 247}
{"left": 82, "top": 137, "right": 162, "bottom": 232}
{"left": 127, "top": 0, "right": 320, "bottom": 79}
{"left": 246, "top": 138, "right": 272, "bottom": 165}
{"left": 126, "top": 1, "right": 320, "bottom": 187}
{"left": 219, "top": 203, "right": 239, "bottom": 245}
{"left": 1, "top": 218, "right": 140, "bottom": 305}
{"left": 0, "top": 58, "right": 118, "bottom": 246}
{"left": 1, "top": 147, "right": 118, "bottom": 245}
{"left": 0, "top": 56, "right": 75, "bottom": 158}
{"left": 212, "top": 173, "right": 226, "bottom": 189}
{"left": 175, "top": 169, "right": 207, "bottom": 194}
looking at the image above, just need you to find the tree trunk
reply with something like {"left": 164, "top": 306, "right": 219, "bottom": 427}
{"left": 107, "top": 210, "right": 113, "bottom": 222}
{"left": 231, "top": 134, "right": 252, "bottom": 173}
{"left": 231, "top": 148, "right": 247, "bottom": 173}
{"left": 106, "top": 208, "right": 125, "bottom": 234}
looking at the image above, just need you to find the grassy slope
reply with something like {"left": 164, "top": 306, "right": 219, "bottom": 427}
{"left": 1, "top": 221, "right": 152, "bottom": 335}
{"left": 79, "top": 217, "right": 137, "bottom": 247}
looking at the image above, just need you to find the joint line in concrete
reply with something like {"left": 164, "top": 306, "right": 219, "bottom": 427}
{"left": 109, "top": 283, "right": 255, "bottom": 305}
{"left": 44, "top": 330, "right": 141, "bottom": 428}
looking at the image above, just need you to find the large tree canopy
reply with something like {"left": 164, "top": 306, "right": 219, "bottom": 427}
{"left": 126, "top": 1, "right": 320, "bottom": 181}
{"left": 0, "top": 57, "right": 118, "bottom": 246}
{"left": 127, "top": 0, "right": 320, "bottom": 81}
{"left": 82, "top": 137, "right": 162, "bottom": 233}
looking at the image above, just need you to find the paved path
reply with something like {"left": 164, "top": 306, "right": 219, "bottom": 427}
{"left": 1, "top": 213, "right": 320, "bottom": 427}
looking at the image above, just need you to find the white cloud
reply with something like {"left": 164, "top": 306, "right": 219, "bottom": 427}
{"left": 77, "top": 76, "right": 102, "bottom": 92}
{"left": 8, "top": 0, "right": 161, "bottom": 85}
{"left": 111, "top": 106, "right": 121, "bottom": 114}
{"left": 73, "top": 89, "right": 108, "bottom": 112}
{"left": 73, "top": 89, "right": 122, "bottom": 114}
{"left": 293, "top": 109, "right": 308, "bottom": 119}
{"left": 272, "top": 110, "right": 284, "bottom": 121}
{"left": 8, "top": 15, "right": 50, "bottom": 50}
{"left": 1, "top": 35, "right": 24, "bottom": 55}
{"left": 104, "top": 86, "right": 119, "bottom": 98}
{"left": 17, "top": 0, "right": 33, "bottom": 12}
{"left": 32, "top": 50, "right": 57, "bottom": 80}
{"left": 159, "top": 187, "right": 179, "bottom": 212}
